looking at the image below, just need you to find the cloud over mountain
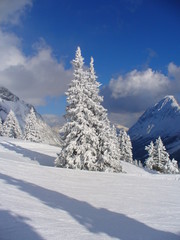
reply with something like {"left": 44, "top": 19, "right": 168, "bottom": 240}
{"left": 0, "top": 1, "right": 73, "bottom": 106}
{"left": 102, "top": 64, "right": 180, "bottom": 127}
{"left": 109, "top": 68, "right": 169, "bottom": 98}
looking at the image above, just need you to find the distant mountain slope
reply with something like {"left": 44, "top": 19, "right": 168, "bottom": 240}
{"left": 0, "top": 87, "right": 60, "bottom": 145}
{"left": 0, "top": 86, "right": 35, "bottom": 128}
{"left": 128, "top": 96, "right": 180, "bottom": 163}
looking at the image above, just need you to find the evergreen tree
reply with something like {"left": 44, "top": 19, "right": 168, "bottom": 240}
{"left": 134, "top": 159, "right": 138, "bottom": 166}
{"left": 153, "top": 137, "right": 170, "bottom": 172}
{"left": 55, "top": 47, "right": 98, "bottom": 170}
{"left": 145, "top": 137, "right": 179, "bottom": 174}
{"left": 55, "top": 47, "right": 122, "bottom": 172}
{"left": 164, "top": 158, "right": 179, "bottom": 174}
{"left": 145, "top": 141, "right": 154, "bottom": 170}
{"left": 0, "top": 118, "right": 3, "bottom": 136}
{"left": 87, "top": 57, "right": 122, "bottom": 172}
{"left": 24, "top": 108, "right": 42, "bottom": 142}
{"left": 3, "top": 110, "right": 22, "bottom": 138}
{"left": 138, "top": 160, "right": 143, "bottom": 168}
{"left": 118, "top": 129, "right": 133, "bottom": 163}
{"left": 103, "top": 125, "right": 122, "bottom": 172}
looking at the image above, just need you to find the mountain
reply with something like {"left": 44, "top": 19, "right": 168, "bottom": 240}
{"left": 0, "top": 86, "right": 60, "bottom": 145}
{"left": 128, "top": 95, "right": 180, "bottom": 163}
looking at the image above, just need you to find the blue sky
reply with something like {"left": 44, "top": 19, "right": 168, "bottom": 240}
{"left": 0, "top": 0, "right": 180, "bottom": 127}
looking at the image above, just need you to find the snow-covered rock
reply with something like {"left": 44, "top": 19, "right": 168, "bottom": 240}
{"left": 128, "top": 95, "right": 180, "bottom": 163}
{"left": 0, "top": 86, "right": 60, "bottom": 145}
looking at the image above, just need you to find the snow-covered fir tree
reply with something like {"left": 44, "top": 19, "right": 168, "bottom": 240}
{"left": 164, "top": 158, "right": 179, "bottom": 174}
{"left": 138, "top": 160, "right": 143, "bottom": 168}
{"left": 24, "top": 108, "right": 42, "bottom": 142}
{"left": 103, "top": 125, "right": 122, "bottom": 172}
{"left": 86, "top": 57, "right": 122, "bottom": 171}
{"left": 3, "top": 110, "right": 22, "bottom": 138}
{"left": 55, "top": 47, "right": 98, "bottom": 170}
{"left": 24, "top": 107, "right": 60, "bottom": 145}
{"left": 134, "top": 159, "right": 143, "bottom": 168}
{"left": 0, "top": 118, "right": 3, "bottom": 136}
{"left": 153, "top": 137, "right": 170, "bottom": 172}
{"left": 145, "top": 141, "right": 154, "bottom": 170}
{"left": 55, "top": 47, "right": 122, "bottom": 172}
{"left": 145, "top": 137, "right": 179, "bottom": 174}
{"left": 118, "top": 129, "right": 133, "bottom": 163}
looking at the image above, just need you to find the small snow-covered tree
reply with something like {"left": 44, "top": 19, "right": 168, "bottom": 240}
{"left": 133, "top": 159, "right": 138, "bottom": 166}
{"left": 145, "top": 137, "right": 179, "bottom": 174}
{"left": 0, "top": 118, "right": 3, "bottom": 136}
{"left": 165, "top": 158, "right": 179, "bottom": 174}
{"left": 133, "top": 159, "right": 143, "bottom": 168}
{"left": 3, "top": 110, "right": 22, "bottom": 138}
{"left": 138, "top": 160, "right": 143, "bottom": 168}
{"left": 118, "top": 129, "right": 133, "bottom": 163}
{"left": 24, "top": 108, "right": 42, "bottom": 142}
{"left": 145, "top": 141, "right": 154, "bottom": 170}
{"left": 55, "top": 47, "right": 122, "bottom": 172}
{"left": 171, "top": 159, "right": 179, "bottom": 173}
{"left": 103, "top": 125, "right": 122, "bottom": 172}
{"left": 153, "top": 137, "right": 170, "bottom": 172}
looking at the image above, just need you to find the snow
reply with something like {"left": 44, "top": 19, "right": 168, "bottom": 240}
{"left": 0, "top": 136, "right": 180, "bottom": 240}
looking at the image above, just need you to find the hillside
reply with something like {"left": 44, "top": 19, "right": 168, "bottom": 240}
{"left": 0, "top": 137, "right": 180, "bottom": 240}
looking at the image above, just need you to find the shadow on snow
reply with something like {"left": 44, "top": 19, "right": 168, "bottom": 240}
{"left": 0, "top": 172, "right": 179, "bottom": 240}
{"left": 0, "top": 141, "right": 55, "bottom": 166}
{"left": 0, "top": 209, "right": 45, "bottom": 240}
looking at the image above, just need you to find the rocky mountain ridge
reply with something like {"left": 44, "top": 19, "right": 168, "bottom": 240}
{"left": 0, "top": 87, "right": 60, "bottom": 146}
{"left": 128, "top": 95, "right": 180, "bottom": 163}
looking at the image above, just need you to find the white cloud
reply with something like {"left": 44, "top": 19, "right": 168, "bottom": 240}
{"left": 168, "top": 62, "right": 180, "bottom": 82}
{"left": 168, "top": 62, "right": 180, "bottom": 76}
{"left": 0, "top": 31, "right": 25, "bottom": 70}
{"left": 103, "top": 64, "right": 180, "bottom": 127}
{"left": 0, "top": 0, "right": 32, "bottom": 24}
{"left": 108, "top": 112, "right": 142, "bottom": 128}
{"left": 109, "top": 68, "right": 170, "bottom": 98}
{"left": 0, "top": 30, "right": 73, "bottom": 105}
{"left": 0, "top": 1, "right": 73, "bottom": 106}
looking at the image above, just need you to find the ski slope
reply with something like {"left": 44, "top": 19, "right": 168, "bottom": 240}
{"left": 0, "top": 137, "right": 180, "bottom": 240}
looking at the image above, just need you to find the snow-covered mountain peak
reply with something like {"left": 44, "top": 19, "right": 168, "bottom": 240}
{"left": 128, "top": 95, "right": 180, "bottom": 162}
{"left": 0, "top": 87, "right": 19, "bottom": 102}
{"left": 139, "top": 95, "right": 180, "bottom": 124}
{"left": 155, "top": 95, "right": 180, "bottom": 112}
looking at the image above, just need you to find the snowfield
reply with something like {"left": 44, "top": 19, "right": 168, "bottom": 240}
{"left": 0, "top": 137, "right": 180, "bottom": 240}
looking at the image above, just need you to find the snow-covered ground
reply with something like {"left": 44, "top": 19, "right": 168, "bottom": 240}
{"left": 0, "top": 137, "right": 180, "bottom": 240}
